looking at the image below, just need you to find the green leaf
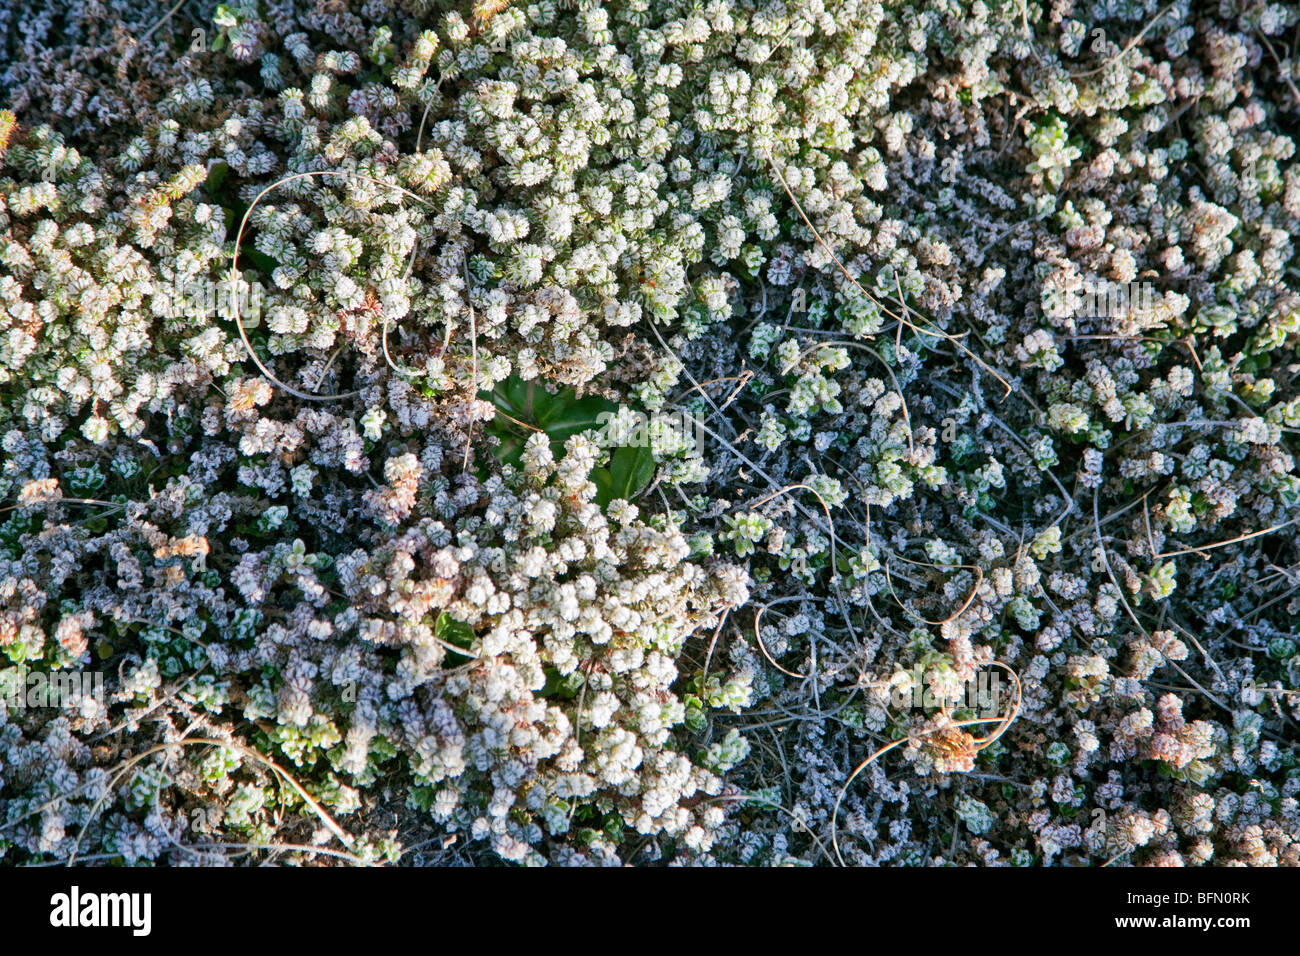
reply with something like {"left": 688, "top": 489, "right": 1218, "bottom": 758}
{"left": 482, "top": 373, "right": 654, "bottom": 510}
{"left": 537, "top": 666, "right": 583, "bottom": 700}
{"left": 534, "top": 393, "right": 616, "bottom": 442}
{"left": 204, "top": 161, "right": 230, "bottom": 199}
{"left": 482, "top": 374, "right": 615, "bottom": 462}
{"left": 492, "top": 434, "right": 528, "bottom": 471}
{"left": 435, "top": 612, "right": 474, "bottom": 649}
{"left": 243, "top": 248, "right": 280, "bottom": 278}
{"left": 484, "top": 375, "right": 535, "bottom": 421}
{"left": 435, "top": 612, "right": 475, "bottom": 667}
{"left": 592, "top": 444, "right": 655, "bottom": 507}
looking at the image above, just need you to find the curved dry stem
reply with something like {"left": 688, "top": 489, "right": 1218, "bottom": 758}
{"left": 381, "top": 311, "right": 428, "bottom": 379}
{"left": 830, "top": 660, "right": 1022, "bottom": 865}
{"left": 747, "top": 482, "right": 858, "bottom": 656}
{"left": 758, "top": 143, "right": 1012, "bottom": 397}
{"left": 749, "top": 603, "right": 856, "bottom": 685}
{"left": 752, "top": 603, "right": 814, "bottom": 680}
{"left": 698, "top": 605, "right": 732, "bottom": 692}
{"left": 707, "top": 793, "right": 837, "bottom": 865}
{"left": 883, "top": 553, "right": 984, "bottom": 626}
{"left": 748, "top": 482, "right": 841, "bottom": 580}
{"left": 971, "top": 661, "right": 1023, "bottom": 746}
{"left": 229, "top": 169, "right": 439, "bottom": 402}
{"left": 68, "top": 737, "right": 359, "bottom": 865}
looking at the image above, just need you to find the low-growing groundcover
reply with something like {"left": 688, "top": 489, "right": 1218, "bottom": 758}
{"left": 0, "top": 0, "right": 1298, "bottom": 866}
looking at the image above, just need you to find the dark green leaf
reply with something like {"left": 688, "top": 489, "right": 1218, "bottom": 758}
{"left": 482, "top": 374, "right": 615, "bottom": 461}
{"left": 204, "top": 161, "right": 230, "bottom": 199}
{"left": 593, "top": 444, "right": 655, "bottom": 507}
{"left": 243, "top": 248, "right": 280, "bottom": 277}
{"left": 435, "top": 612, "right": 474, "bottom": 648}
{"left": 435, "top": 612, "right": 475, "bottom": 667}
